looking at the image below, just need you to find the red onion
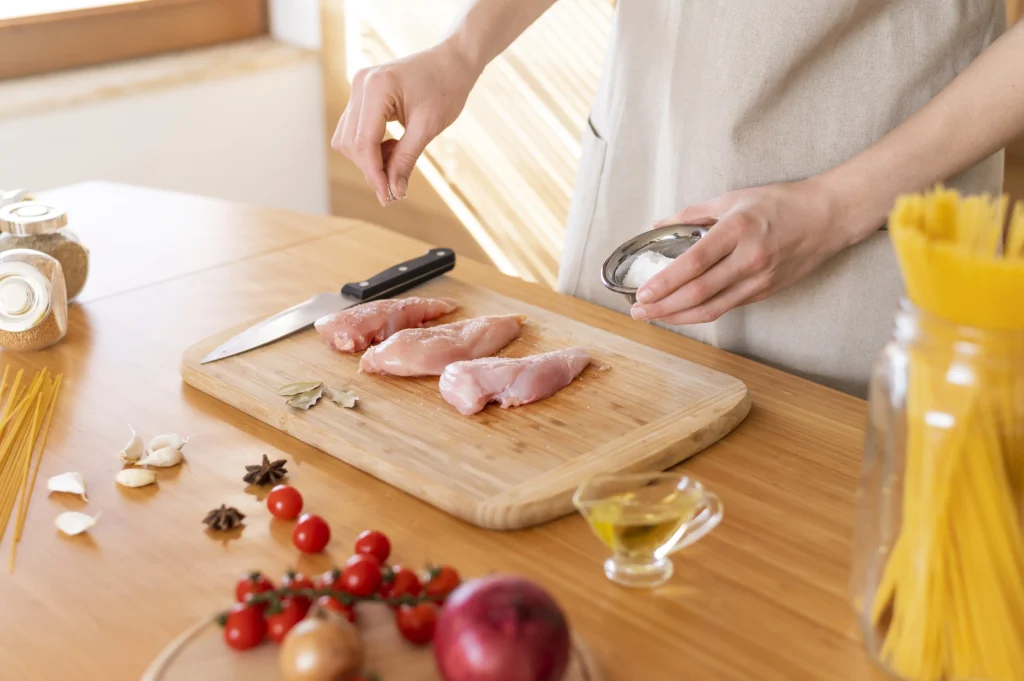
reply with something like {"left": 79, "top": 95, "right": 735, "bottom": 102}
{"left": 433, "top": 575, "right": 571, "bottom": 681}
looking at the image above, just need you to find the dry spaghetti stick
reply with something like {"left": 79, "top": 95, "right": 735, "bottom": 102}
{"left": 0, "top": 366, "right": 10, "bottom": 406}
{"left": 11, "top": 379, "right": 50, "bottom": 538}
{"left": 9, "top": 393, "right": 43, "bottom": 572}
{"left": 15, "top": 375, "right": 61, "bottom": 543}
{"left": 1008, "top": 201, "right": 1024, "bottom": 259}
{"left": 0, "top": 379, "right": 38, "bottom": 476}
{"left": 0, "top": 371, "right": 45, "bottom": 466}
{"left": 0, "top": 368, "right": 25, "bottom": 432}
{"left": 0, "top": 398, "right": 37, "bottom": 546}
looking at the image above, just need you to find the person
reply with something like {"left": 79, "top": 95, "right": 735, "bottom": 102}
{"left": 332, "top": 1, "right": 1024, "bottom": 397}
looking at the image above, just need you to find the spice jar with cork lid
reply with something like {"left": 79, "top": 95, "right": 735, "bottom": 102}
{"left": 0, "top": 200, "right": 89, "bottom": 301}
{"left": 0, "top": 249, "right": 68, "bottom": 351}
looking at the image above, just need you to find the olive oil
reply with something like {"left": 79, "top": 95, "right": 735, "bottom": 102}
{"left": 583, "top": 491, "right": 698, "bottom": 558}
{"left": 573, "top": 473, "right": 723, "bottom": 587}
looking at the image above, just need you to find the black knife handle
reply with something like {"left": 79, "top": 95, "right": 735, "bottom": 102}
{"left": 341, "top": 247, "right": 456, "bottom": 302}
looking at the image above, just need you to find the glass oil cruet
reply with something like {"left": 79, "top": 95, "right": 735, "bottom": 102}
{"left": 852, "top": 187, "right": 1024, "bottom": 681}
{"left": 573, "top": 472, "right": 722, "bottom": 588}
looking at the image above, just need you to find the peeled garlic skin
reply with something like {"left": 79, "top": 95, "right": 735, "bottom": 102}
{"left": 136, "top": 446, "right": 183, "bottom": 468}
{"left": 54, "top": 511, "right": 99, "bottom": 536}
{"left": 47, "top": 472, "right": 88, "bottom": 501}
{"left": 115, "top": 469, "right": 157, "bottom": 488}
{"left": 120, "top": 425, "right": 144, "bottom": 463}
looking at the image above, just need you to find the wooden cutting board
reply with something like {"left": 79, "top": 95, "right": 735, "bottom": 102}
{"left": 181, "top": 277, "right": 749, "bottom": 530}
{"left": 142, "top": 603, "right": 604, "bottom": 681}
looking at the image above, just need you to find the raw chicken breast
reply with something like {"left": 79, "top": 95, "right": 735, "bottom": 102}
{"left": 314, "top": 297, "right": 458, "bottom": 352}
{"left": 359, "top": 315, "right": 526, "bottom": 377}
{"left": 439, "top": 348, "right": 592, "bottom": 415}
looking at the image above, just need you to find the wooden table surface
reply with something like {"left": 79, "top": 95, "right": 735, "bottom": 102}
{"left": 0, "top": 182, "right": 886, "bottom": 681}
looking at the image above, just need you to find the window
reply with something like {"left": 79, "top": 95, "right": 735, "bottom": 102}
{"left": 0, "top": 0, "right": 268, "bottom": 81}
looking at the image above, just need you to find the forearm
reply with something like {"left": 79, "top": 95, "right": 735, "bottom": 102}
{"left": 441, "top": 0, "right": 560, "bottom": 74}
{"left": 822, "top": 20, "right": 1024, "bottom": 245}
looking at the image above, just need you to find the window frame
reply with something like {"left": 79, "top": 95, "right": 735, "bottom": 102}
{"left": 0, "top": 0, "right": 268, "bottom": 81}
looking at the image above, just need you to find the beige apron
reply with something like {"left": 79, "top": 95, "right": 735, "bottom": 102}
{"left": 559, "top": 0, "right": 1006, "bottom": 397}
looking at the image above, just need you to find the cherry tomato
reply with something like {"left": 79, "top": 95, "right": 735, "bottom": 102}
{"left": 317, "top": 567, "right": 343, "bottom": 592}
{"left": 267, "top": 485, "right": 304, "bottom": 520}
{"left": 354, "top": 529, "right": 391, "bottom": 564}
{"left": 292, "top": 514, "right": 331, "bottom": 554}
{"left": 222, "top": 603, "right": 267, "bottom": 650}
{"left": 235, "top": 571, "right": 275, "bottom": 611}
{"left": 341, "top": 554, "right": 382, "bottom": 597}
{"left": 266, "top": 597, "right": 309, "bottom": 643}
{"left": 281, "top": 570, "right": 315, "bottom": 610}
{"left": 423, "top": 565, "right": 461, "bottom": 602}
{"left": 395, "top": 603, "right": 437, "bottom": 645}
{"left": 381, "top": 565, "right": 422, "bottom": 604}
{"left": 316, "top": 595, "right": 356, "bottom": 623}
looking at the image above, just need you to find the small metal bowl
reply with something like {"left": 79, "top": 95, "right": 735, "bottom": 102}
{"left": 601, "top": 224, "right": 708, "bottom": 304}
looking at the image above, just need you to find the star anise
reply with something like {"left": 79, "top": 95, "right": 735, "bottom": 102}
{"left": 243, "top": 454, "right": 288, "bottom": 485}
{"left": 203, "top": 504, "right": 245, "bottom": 532}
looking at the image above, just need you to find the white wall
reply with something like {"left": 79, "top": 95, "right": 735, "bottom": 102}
{"left": 0, "top": 57, "right": 329, "bottom": 214}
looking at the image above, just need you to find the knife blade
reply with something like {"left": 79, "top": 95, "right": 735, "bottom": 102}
{"left": 200, "top": 247, "right": 456, "bottom": 364}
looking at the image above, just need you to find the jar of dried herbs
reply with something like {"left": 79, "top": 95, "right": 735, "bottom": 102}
{"left": 0, "top": 201, "right": 89, "bottom": 301}
{"left": 0, "top": 249, "right": 68, "bottom": 351}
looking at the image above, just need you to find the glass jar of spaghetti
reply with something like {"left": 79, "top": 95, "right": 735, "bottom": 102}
{"left": 852, "top": 298, "right": 1024, "bottom": 681}
{"left": 0, "top": 249, "right": 68, "bottom": 351}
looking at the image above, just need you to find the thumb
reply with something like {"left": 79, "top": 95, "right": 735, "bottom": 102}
{"left": 654, "top": 201, "right": 721, "bottom": 228}
{"left": 385, "top": 118, "right": 436, "bottom": 200}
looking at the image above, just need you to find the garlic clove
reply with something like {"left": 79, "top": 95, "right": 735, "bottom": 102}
{"left": 55, "top": 511, "right": 100, "bottom": 536}
{"left": 47, "top": 472, "right": 88, "bottom": 501}
{"left": 115, "top": 468, "right": 157, "bottom": 488}
{"left": 120, "top": 425, "right": 144, "bottom": 463}
{"left": 136, "top": 446, "right": 183, "bottom": 468}
{"left": 147, "top": 433, "right": 188, "bottom": 453}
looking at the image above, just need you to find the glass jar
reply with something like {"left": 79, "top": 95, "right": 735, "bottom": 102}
{"left": 0, "top": 249, "right": 68, "bottom": 351}
{"left": 0, "top": 200, "right": 89, "bottom": 301}
{"left": 852, "top": 299, "right": 1024, "bottom": 681}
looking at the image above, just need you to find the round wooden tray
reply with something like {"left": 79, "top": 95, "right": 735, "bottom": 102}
{"left": 143, "top": 602, "right": 604, "bottom": 681}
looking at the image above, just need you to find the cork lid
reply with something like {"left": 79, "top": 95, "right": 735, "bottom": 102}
{"left": 0, "top": 262, "right": 51, "bottom": 333}
{"left": 0, "top": 201, "right": 68, "bottom": 236}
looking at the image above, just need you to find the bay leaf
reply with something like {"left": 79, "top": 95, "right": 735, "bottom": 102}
{"left": 286, "top": 384, "right": 325, "bottom": 410}
{"left": 325, "top": 387, "right": 358, "bottom": 408}
{"left": 278, "top": 381, "right": 323, "bottom": 397}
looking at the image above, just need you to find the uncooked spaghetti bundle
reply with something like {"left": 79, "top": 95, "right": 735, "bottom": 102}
{"left": 866, "top": 187, "right": 1024, "bottom": 681}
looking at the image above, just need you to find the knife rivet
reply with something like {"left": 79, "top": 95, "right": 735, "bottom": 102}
{"left": 359, "top": 281, "right": 369, "bottom": 287}
{"left": 398, "top": 266, "right": 408, "bottom": 272}
{"left": 436, "top": 251, "right": 447, "bottom": 256}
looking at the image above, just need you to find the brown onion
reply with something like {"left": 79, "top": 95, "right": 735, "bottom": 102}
{"left": 279, "top": 609, "right": 364, "bottom": 681}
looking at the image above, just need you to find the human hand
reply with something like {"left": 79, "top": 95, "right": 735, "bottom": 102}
{"left": 332, "top": 42, "right": 481, "bottom": 206}
{"left": 630, "top": 178, "right": 851, "bottom": 325}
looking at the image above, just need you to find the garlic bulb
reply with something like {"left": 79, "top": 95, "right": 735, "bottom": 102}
{"left": 115, "top": 469, "right": 157, "bottom": 488}
{"left": 136, "top": 446, "right": 183, "bottom": 468}
{"left": 47, "top": 472, "right": 88, "bottom": 501}
{"left": 119, "top": 425, "right": 144, "bottom": 464}
{"left": 55, "top": 511, "right": 100, "bottom": 536}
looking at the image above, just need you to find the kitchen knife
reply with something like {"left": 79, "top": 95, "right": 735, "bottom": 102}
{"left": 200, "top": 247, "right": 456, "bottom": 364}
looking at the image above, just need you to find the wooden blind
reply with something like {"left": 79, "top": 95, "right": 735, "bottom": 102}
{"left": 345, "top": 0, "right": 612, "bottom": 285}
